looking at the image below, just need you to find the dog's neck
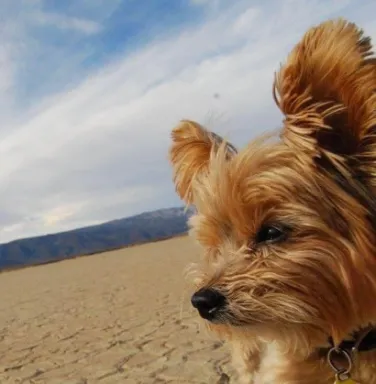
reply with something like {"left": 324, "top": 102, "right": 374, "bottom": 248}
{"left": 317, "top": 326, "right": 376, "bottom": 358}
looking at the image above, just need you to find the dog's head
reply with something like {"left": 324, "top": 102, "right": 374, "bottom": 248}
{"left": 169, "top": 20, "right": 376, "bottom": 348}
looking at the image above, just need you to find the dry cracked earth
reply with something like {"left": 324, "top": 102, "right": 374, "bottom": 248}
{"left": 0, "top": 236, "right": 235, "bottom": 383}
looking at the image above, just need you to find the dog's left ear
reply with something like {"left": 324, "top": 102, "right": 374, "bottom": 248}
{"left": 274, "top": 19, "right": 376, "bottom": 163}
{"left": 169, "top": 120, "right": 237, "bottom": 205}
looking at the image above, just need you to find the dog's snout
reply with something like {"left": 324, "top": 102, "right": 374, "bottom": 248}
{"left": 191, "top": 288, "right": 226, "bottom": 321}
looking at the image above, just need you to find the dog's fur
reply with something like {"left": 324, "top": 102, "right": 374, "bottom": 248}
{"left": 169, "top": 19, "right": 376, "bottom": 383}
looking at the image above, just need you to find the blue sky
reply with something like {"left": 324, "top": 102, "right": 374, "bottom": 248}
{"left": 0, "top": 0, "right": 375, "bottom": 243}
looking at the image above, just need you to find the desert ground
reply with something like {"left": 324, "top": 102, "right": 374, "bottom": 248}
{"left": 0, "top": 235, "right": 235, "bottom": 384}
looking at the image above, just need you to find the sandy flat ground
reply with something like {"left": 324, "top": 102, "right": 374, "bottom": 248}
{"left": 0, "top": 235, "right": 235, "bottom": 384}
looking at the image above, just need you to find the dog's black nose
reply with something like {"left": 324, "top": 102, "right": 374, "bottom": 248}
{"left": 191, "top": 288, "right": 226, "bottom": 320}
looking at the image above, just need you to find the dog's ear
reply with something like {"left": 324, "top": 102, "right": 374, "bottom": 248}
{"left": 274, "top": 19, "right": 376, "bottom": 161}
{"left": 169, "top": 120, "right": 237, "bottom": 205}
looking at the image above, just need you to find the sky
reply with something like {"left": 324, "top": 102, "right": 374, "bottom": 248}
{"left": 0, "top": 0, "right": 375, "bottom": 243}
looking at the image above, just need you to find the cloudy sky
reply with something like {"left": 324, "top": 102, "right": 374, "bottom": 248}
{"left": 0, "top": 0, "right": 375, "bottom": 243}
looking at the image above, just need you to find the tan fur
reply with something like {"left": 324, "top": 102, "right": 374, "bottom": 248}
{"left": 169, "top": 19, "right": 376, "bottom": 383}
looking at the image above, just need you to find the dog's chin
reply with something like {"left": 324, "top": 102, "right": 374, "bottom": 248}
{"left": 205, "top": 316, "right": 229, "bottom": 325}
{"left": 204, "top": 310, "right": 293, "bottom": 329}
{"left": 201, "top": 310, "right": 246, "bottom": 327}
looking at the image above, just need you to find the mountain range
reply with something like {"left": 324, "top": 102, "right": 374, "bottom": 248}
{"left": 0, "top": 206, "right": 194, "bottom": 270}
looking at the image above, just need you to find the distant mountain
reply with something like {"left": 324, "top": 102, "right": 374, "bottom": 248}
{"left": 0, "top": 206, "right": 195, "bottom": 270}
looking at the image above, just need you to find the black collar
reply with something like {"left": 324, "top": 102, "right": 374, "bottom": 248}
{"left": 318, "top": 328, "right": 376, "bottom": 358}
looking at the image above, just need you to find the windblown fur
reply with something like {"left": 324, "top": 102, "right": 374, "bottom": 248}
{"left": 169, "top": 19, "right": 376, "bottom": 383}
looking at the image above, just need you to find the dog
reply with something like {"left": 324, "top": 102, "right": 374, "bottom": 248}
{"left": 169, "top": 19, "right": 376, "bottom": 383}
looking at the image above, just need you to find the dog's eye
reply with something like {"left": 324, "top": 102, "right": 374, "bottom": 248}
{"left": 255, "top": 225, "right": 286, "bottom": 244}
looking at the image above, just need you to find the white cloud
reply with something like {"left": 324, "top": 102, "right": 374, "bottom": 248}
{"left": 31, "top": 11, "right": 102, "bottom": 34}
{"left": 0, "top": 0, "right": 375, "bottom": 242}
{"left": 190, "top": 0, "right": 219, "bottom": 6}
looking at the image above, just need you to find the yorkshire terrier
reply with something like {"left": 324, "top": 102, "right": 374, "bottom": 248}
{"left": 169, "top": 19, "right": 376, "bottom": 383}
